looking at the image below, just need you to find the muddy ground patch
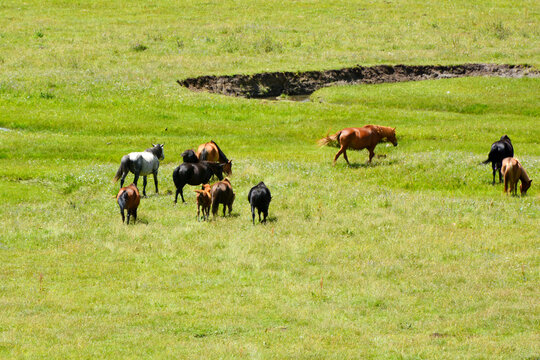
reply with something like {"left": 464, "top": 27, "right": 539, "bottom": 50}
{"left": 177, "top": 64, "right": 538, "bottom": 98}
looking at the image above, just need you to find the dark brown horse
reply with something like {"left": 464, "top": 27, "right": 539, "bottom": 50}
{"left": 211, "top": 178, "right": 235, "bottom": 217}
{"left": 196, "top": 140, "right": 232, "bottom": 175}
{"left": 318, "top": 125, "right": 397, "bottom": 165}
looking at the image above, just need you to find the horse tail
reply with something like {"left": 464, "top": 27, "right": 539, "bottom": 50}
{"left": 211, "top": 140, "right": 229, "bottom": 163}
{"left": 481, "top": 151, "right": 493, "bottom": 165}
{"left": 117, "top": 190, "right": 128, "bottom": 213}
{"left": 113, "top": 156, "right": 129, "bottom": 183}
{"left": 199, "top": 148, "right": 208, "bottom": 161}
{"left": 317, "top": 130, "right": 341, "bottom": 148}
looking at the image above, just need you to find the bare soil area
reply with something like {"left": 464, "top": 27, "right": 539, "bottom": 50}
{"left": 177, "top": 64, "right": 538, "bottom": 98}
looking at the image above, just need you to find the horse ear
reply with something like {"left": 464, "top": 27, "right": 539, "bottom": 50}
{"left": 152, "top": 143, "right": 156, "bottom": 147}
{"left": 161, "top": 143, "right": 165, "bottom": 147}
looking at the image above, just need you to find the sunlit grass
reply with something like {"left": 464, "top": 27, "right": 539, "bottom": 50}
{"left": 0, "top": 0, "right": 539, "bottom": 358}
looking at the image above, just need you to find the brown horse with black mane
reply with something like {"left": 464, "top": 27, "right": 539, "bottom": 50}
{"left": 196, "top": 140, "right": 232, "bottom": 175}
{"left": 318, "top": 125, "right": 397, "bottom": 165}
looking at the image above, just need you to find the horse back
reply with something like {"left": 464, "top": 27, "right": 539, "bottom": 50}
{"left": 117, "top": 184, "right": 140, "bottom": 210}
{"left": 212, "top": 181, "right": 234, "bottom": 203}
{"left": 339, "top": 126, "right": 376, "bottom": 149}
{"left": 128, "top": 152, "right": 159, "bottom": 175}
{"left": 174, "top": 162, "right": 214, "bottom": 186}
{"left": 197, "top": 142, "right": 222, "bottom": 162}
{"left": 490, "top": 140, "right": 514, "bottom": 161}
{"left": 502, "top": 157, "right": 521, "bottom": 181}
{"left": 249, "top": 186, "right": 271, "bottom": 208}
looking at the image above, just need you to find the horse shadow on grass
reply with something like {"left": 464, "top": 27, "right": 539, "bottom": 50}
{"left": 264, "top": 216, "right": 278, "bottom": 223}
{"left": 343, "top": 158, "right": 398, "bottom": 169}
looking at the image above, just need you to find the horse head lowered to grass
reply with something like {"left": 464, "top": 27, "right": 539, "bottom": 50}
{"left": 318, "top": 125, "right": 397, "bottom": 165}
{"left": 113, "top": 143, "right": 164, "bottom": 197}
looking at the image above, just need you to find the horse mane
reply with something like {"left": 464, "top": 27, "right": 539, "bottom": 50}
{"left": 145, "top": 144, "right": 162, "bottom": 158}
{"left": 211, "top": 140, "right": 229, "bottom": 163}
{"left": 203, "top": 160, "right": 223, "bottom": 171}
{"left": 372, "top": 125, "right": 394, "bottom": 137}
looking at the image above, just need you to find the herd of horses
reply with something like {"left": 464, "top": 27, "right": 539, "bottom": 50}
{"left": 113, "top": 125, "right": 532, "bottom": 224}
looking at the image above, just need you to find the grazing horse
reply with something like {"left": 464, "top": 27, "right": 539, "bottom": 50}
{"left": 211, "top": 178, "right": 235, "bottom": 217}
{"left": 501, "top": 157, "right": 532, "bottom": 196}
{"left": 116, "top": 183, "right": 140, "bottom": 224}
{"left": 172, "top": 161, "right": 225, "bottom": 203}
{"left": 194, "top": 184, "right": 212, "bottom": 221}
{"left": 181, "top": 149, "right": 199, "bottom": 163}
{"left": 113, "top": 144, "right": 164, "bottom": 197}
{"left": 482, "top": 135, "right": 514, "bottom": 184}
{"left": 318, "top": 125, "right": 397, "bottom": 165}
{"left": 196, "top": 140, "right": 232, "bottom": 175}
{"left": 248, "top": 182, "right": 272, "bottom": 224}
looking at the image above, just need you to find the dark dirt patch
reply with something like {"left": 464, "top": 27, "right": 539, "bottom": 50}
{"left": 177, "top": 64, "right": 538, "bottom": 98}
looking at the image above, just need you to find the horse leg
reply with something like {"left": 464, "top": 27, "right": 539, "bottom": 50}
{"left": 263, "top": 210, "right": 268, "bottom": 223}
{"left": 153, "top": 172, "right": 159, "bottom": 194}
{"left": 120, "top": 209, "right": 125, "bottom": 223}
{"left": 142, "top": 176, "right": 147, "bottom": 197}
{"left": 120, "top": 172, "right": 127, "bottom": 188}
{"left": 133, "top": 173, "right": 140, "bottom": 188}
{"left": 333, "top": 146, "right": 347, "bottom": 166}
{"left": 368, "top": 147, "right": 375, "bottom": 163}
{"left": 126, "top": 212, "right": 131, "bottom": 225}
{"left": 223, "top": 204, "right": 226, "bottom": 217}
{"left": 491, "top": 163, "right": 496, "bottom": 185}
{"left": 342, "top": 149, "right": 351, "bottom": 166}
{"left": 133, "top": 209, "right": 137, "bottom": 224}
{"left": 180, "top": 186, "right": 186, "bottom": 203}
{"left": 251, "top": 205, "right": 255, "bottom": 224}
{"left": 197, "top": 204, "right": 200, "bottom": 221}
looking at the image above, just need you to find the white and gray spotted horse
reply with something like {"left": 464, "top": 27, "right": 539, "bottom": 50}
{"left": 113, "top": 144, "right": 164, "bottom": 196}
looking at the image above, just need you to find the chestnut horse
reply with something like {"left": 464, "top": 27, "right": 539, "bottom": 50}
{"left": 116, "top": 183, "right": 140, "bottom": 224}
{"left": 196, "top": 140, "right": 232, "bottom": 175}
{"left": 318, "top": 125, "right": 397, "bottom": 165}
{"left": 501, "top": 157, "right": 532, "bottom": 196}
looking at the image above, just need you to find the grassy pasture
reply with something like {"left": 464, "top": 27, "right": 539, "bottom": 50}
{"left": 1, "top": 0, "right": 539, "bottom": 358}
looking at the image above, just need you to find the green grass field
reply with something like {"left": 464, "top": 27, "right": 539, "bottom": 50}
{"left": 1, "top": 1, "right": 539, "bottom": 358}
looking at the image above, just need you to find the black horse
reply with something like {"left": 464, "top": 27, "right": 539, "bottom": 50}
{"left": 172, "top": 161, "right": 225, "bottom": 203}
{"left": 181, "top": 149, "right": 199, "bottom": 163}
{"left": 113, "top": 144, "right": 164, "bottom": 197}
{"left": 248, "top": 182, "right": 272, "bottom": 224}
{"left": 482, "top": 135, "right": 514, "bottom": 184}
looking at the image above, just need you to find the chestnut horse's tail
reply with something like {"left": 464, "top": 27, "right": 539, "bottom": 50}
{"left": 317, "top": 130, "right": 341, "bottom": 148}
